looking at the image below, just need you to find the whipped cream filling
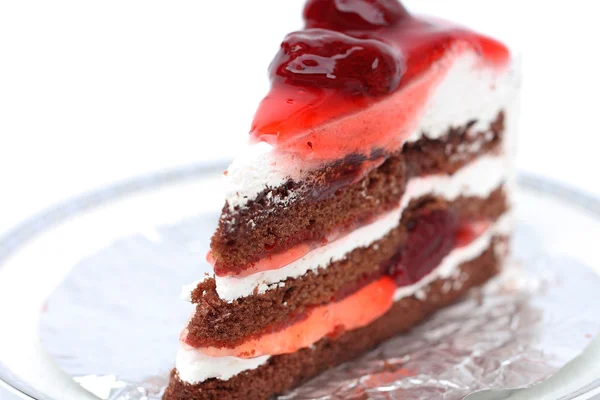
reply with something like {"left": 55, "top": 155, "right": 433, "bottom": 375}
{"left": 176, "top": 345, "right": 270, "bottom": 384}
{"left": 176, "top": 214, "right": 510, "bottom": 384}
{"left": 224, "top": 52, "right": 521, "bottom": 211}
{"left": 214, "top": 154, "right": 509, "bottom": 302}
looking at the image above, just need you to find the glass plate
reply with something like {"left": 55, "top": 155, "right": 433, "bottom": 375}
{"left": 0, "top": 164, "right": 599, "bottom": 400}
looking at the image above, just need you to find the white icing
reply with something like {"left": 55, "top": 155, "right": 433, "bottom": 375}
{"left": 175, "top": 344, "right": 270, "bottom": 383}
{"left": 214, "top": 154, "right": 509, "bottom": 302}
{"left": 223, "top": 141, "right": 292, "bottom": 210}
{"left": 175, "top": 214, "right": 510, "bottom": 384}
{"left": 408, "top": 53, "right": 519, "bottom": 142}
{"left": 223, "top": 52, "right": 521, "bottom": 210}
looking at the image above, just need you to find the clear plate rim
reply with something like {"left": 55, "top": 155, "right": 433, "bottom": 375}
{"left": 1, "top": 162, "right": 599, "bottom": 400}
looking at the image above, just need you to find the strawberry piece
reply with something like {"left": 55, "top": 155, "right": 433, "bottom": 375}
{"left": 389, "top": 208, "right": 458, "bottom": 285}
{"left": 303, "top": 0, "right": 409, "bottom": 30}
{"left": 270, "top": 28, "right": 404, "bottom": 96}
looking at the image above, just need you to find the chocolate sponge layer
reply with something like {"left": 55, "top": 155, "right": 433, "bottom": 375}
{"left": 186, "top": 187, "right": 507, "bottom": 349}
{"left": 211, "top": 112, "right": 505, "bottom": 275}
{"left": 165, "top": 239, "right": 505, "bottom": 400}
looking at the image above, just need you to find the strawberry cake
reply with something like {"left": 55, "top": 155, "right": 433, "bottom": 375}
{"left": 164, "top": 1, "right": 520, "bottom": 399}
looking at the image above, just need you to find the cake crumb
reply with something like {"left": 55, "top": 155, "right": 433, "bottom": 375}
{"left": 471, "top": 288, "right": 484, "bottom": 306}
{"left": 453, "top": 280, "right": 464, "bottom": 291}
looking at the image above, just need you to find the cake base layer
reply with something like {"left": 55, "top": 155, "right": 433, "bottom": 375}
{"left": 186, "top": 188, "right": 507, "bottom": 348}
{"left": 211, "top": 112, "right": 504, "bottom": 275}
{"left": 165, "top": 238, "right": 504, "bottom": 400}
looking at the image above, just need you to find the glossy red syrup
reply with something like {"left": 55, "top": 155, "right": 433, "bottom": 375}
{"left": 250, "top": 0, "right": 509, "bottom": 161}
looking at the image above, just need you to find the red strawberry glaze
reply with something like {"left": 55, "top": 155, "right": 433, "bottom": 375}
{"left": 250, "top": 0, "right": 509, "bottom": 161}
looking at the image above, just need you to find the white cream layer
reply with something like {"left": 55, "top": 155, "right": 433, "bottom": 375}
{"left": 176, "top": 214, "right": 510, "bottom": 384}
{"left": 214, "top": 154, "right": 508, "bottom": 302}
{"left": 224, "top": 52, "right": 521, "bottom": 211}
{"left": 176, "top": 345, "right": 270, "bottom": 384}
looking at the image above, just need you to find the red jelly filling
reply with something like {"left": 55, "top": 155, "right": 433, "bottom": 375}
{"left": 250, "top": 0, "right": 509, "bottom": 161}
{"left": 387, "top": 209, "right": 488, "bottom": 287}
{"left": 388, "top": 207, "right": 458, "bottom": 286}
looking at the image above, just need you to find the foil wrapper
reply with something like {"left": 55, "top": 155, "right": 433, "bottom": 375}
{"left": 39, "top": 214, "right": 600, "bottom": 400}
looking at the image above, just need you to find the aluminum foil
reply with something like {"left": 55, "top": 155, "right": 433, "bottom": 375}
{"left": 39, "top": 214, "right": 600, "bottom": 400}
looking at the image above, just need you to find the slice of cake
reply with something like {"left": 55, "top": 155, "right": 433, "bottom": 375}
{"left": 164, "top": 1, "right": 520, "bottom": 399}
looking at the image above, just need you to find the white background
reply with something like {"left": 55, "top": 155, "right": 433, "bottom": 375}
{"left": 0, "top": 1, "right": 600, "bottom": 398}
{"left": 1, "top": 0, "right": 600, "bottom": 236}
